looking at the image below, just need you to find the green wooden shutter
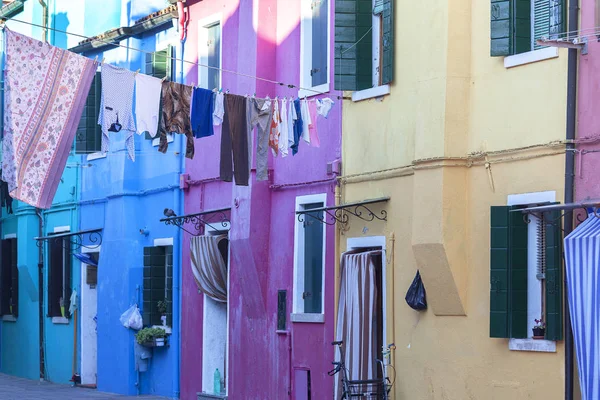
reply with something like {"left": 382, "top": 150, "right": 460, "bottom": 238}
{"left": 303, "top": 204, "right": 324, "bottom": 314}
{"left": 334, "top": 0, "right": 373, "bottom": 91}
{"left": 48, "top": 237, "right": 63, "bottom": 317}
{"left": 544, "top": 210, "right": 563, "bottom": 340}
{"left": 491, "top": 0, "right": 513, "bottom": 56}
{"left": 63, "top": 239, "right": 72, "bottom": 318}
{"left": 76, "top": 72, "right": 102, "bottom": 154}
{"left": 509, "top": 207, "right": 528, "bottom": 338}
{"left": 145, "top": 47, "right": 173, "bottom": 140}
{"left": 514, "top": 0, "right": 532, "bottom": 54}
{"left": 143, "top": 246, "right": 167, "bottom": 326}
{"left": 0, "top": 239, "right": 11, "bottom": 316}
{"left": 490, "top": 206, "right": 528, "bottom": 338}
{"left": 379, "top": 0, "right": 394, "bottom": 85}
{"left": 10, "top": 239, "right": 17, "bottom": 317}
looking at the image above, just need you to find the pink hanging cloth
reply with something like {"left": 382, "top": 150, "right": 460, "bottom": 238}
{"left": 308, "top": 100, "right": 321, "bottom": 147}
{"left": 1, "top": 29, "right": 97, "bottom": 209}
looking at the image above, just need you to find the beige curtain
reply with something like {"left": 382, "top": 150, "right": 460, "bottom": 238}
{"left": 190, "top": 235, "right": 228, "bottom": 302}
{"left": 334, "top": 250, "right": 380, "bottom": 398}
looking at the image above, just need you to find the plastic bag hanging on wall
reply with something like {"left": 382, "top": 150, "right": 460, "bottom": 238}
{"left": 405, "top": 270, "right": 427, "bottom": 311}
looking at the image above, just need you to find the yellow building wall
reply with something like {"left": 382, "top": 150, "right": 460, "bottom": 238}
{"left": 339, "top": 0, "right": 579, "bottom": 398}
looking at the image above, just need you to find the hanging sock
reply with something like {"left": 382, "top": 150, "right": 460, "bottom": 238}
{"left": 135, "top": 73, "right": 162, "bottom": 138}
{"left": 1, "top": 29, "right": 96, "bottom": 209}
{"left": 99, "top": 64, "right": 136, "bottom": 161}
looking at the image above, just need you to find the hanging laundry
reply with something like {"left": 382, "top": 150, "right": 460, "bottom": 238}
{"left": 99, "top": 64, "right": 137, "bottom": 161}
{"left": 287, "top": 98, "right": 295, "bottom": 153}
{"left": 213, "top": 91, "right": 225, "bottom": 126}
{"left": 308, "top": 100, "right": 321, "bottom": 148}
{"left": 191, "top": 87, "right": 215, "bottom": 138}
{"left": 279, "top": 98, "right": 289, "bottom": 157}
{"left": 0, "top": 173, "right": 13, "bottom": 215}
{"left": 158, "top": 81, "right": 194, "bottom": 159}
{"left": 316, "top": 98, "right": 334, "bottom": 118}
{"left": 269, "top": 99, "right": 281, "bottom": 157}
{"left": 247, "top": 97, "right": 272, "bottom": 182}
{"left": 1, "top": 29, "right": 96, "bottom": 209}
{"left": 300, "top": 99, "right": 311, "bottom": 144}
{"left": 135, "top": 73, "right": 162, "bottom": 138}
{"left": 220, "top": 94, "right": 249, "bottom": 185}
{"left": 291, "top": 98, "right": 303, "bottom": 156}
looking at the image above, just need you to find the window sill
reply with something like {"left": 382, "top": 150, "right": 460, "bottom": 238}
{"left": 152, "top": 133, "right": 173, "bottom": 147}
{"left": 86, "top": 152, "right": 106, "bottom": 162}
{"left": 52, "top": 317, "right": 69, "bottom": 324}
{"left": 508, "top": 338, "right": 556, "bottom": 353}
{"left": 2, "top": 315, "right": 17, "bottom": 322}
{"left": 504, "top": 47, "right": 558, "bottom": 69}
{"left": 298, "top": 83, "right": 330, "bottom": 99}
{"left": 290, "top": 313, "right": 324, "bottom": 324}
{"left": 351, "top": 85, "right": 391, "bottom": 102}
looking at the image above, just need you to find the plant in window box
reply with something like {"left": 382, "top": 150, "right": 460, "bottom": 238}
{"left": 533, "top": 319, "right": 546, "bottom": 339}
{"left": 136, "top": 327, "right": 168, "bottom": 348}
{"left": 157, "top": 299, "right": 168, "bottom": 326}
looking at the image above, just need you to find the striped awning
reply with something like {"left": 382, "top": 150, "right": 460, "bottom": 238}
{"left": 564, "top": 214, "right": 600, "bottom": 400}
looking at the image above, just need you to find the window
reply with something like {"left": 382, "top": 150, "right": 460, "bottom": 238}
{"left": 293, "top": 194, "right": 326, "bottom": 318}
{"left": 198, "top": 17, "right": 222, "bottom": 91}
{"left": 144, "top": 46, "right": 175, "bottom": 140}
{"left": 300, "top": 0, "right": 330, "bottom": 96}
{"left": 48, "top": 235, "right": 72, "bottom": 318}
{"left": 142, "top": 245, "right": 173, "bottom": 327}
{"left": 1, "top": 238, "right": 17, "bottom": 318}
{"left": 75, "top": 72, "right": 102, "bottom": 155}
{"left": 489, "top": 201, "right": 563, "bottom": 341}
{"left": 334, "top": 0, "right": 394, "bottom": 93}
{"left": 491, "top": 0, "right": 566, "bottom": 57}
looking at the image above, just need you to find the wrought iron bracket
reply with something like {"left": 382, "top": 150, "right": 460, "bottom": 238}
{"left": 296, "top": 197, "right": 389, "bottom": 226}
{"left": 160, "top": 207, "right": 231, "bottom": 236}
{"left": 514, "top": 200, "right": 600, "bottom": 228}
{"left": 34, "top": 228, "right": 103, "bottom": 251}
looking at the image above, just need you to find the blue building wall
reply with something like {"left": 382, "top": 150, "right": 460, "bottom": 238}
{"left": 78, "top": 2, "right": 183, "bottom": 396}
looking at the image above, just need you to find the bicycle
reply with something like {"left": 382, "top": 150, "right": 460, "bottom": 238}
{"left": 328, "top": 341, "right": 396, "bottom": 399}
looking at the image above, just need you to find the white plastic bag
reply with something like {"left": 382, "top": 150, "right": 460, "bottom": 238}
{"left": 120, "top": 304, "right": 143, "bottom": 330}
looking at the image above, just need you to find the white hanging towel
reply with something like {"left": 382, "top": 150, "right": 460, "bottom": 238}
{"left": 135, "top": 73, "right": 162, "bottom": 138}
{"left": 279, "top": 98, "right": 289, "bottom": 157}
{"left": 300, "top": 99, "right": 311, "bottom": 144}
{"left": 69, "top": 289, "right": 78, "bottom": 315}
{"left": 98, "top": 64, "right": 137, "bottom": 161}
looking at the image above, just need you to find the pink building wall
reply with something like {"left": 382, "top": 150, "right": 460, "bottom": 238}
{"left": 577, "top": 0, "right": 600, "bottom": 200}
{"left": 180, "top": 1, "right": 342, "bottom": 399}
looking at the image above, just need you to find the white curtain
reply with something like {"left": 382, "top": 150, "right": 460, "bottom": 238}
{"left": 334, "top": 250, "right": 380, "bottom": 398}
{"left": 190, "top": 235, "right": 228, "bottom": 302}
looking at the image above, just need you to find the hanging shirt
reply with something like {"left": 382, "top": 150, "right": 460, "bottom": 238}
{"left": 213, "top": 91, "right": 225, "bottom": 126}
{"left": 316, "top": 98, "right": 334, "bottom": 118}
{"left": 191, "top": 87, "right": 215, "bottom": 138}
{"left": 158, "top": 81, "right": 195, "bottom": 159}
{"left": 308, "top": 100, "right": 321, "bottom": 148}
{"left": 135, "top": 73, "right": 162, "bottom": 138}
{"left": 247, "top": 97, "right": 272, "bottom": 182}
{"left": 291, "top": 99, "right": 303, "bottom": 156}
{"left": 99, "top": 64, "right": 137, "bottom": 161}
{"left": 269, "top": 99, "right": 281, "bottom": 157}
{"left": 300, "top": 99, "right": 311, "bottom": 144}
{"left": 279, "top": 98, "right": 289, "bottom": 157}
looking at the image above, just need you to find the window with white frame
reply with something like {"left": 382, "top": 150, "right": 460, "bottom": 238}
{"left": 300, "top": 0, "right": 330, "bottom": 97}
{"left": 293, "top": 194, "right": 326, "bottom": 316}
{"left": 198, "top": 15, "right": 222, "bottom": 91}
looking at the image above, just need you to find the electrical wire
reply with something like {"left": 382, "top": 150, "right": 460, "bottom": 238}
{"left": 1, "top": 17, "right": 346, "bottom": 100}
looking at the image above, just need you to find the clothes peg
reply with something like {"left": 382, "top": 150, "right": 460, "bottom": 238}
{"left": 93, "top": 55, "right": 98, "bottom": 63}
{"left": 162, "top": 76, "right": 168, "bottom": 82}
{"left": 134, "top": 69, "right": 140, "bottom": 76}
{"left": 226, "top": 89, "right": 230, "bottom": 94}
{"left": 101, "top": 58, "right": 106, "bottom": 64}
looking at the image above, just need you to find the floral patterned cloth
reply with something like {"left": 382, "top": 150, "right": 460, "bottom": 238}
{"left": 158, "top": 81, "right": 194, "bottom": 159}
{"left": 1, "top": 29, "right": 97, "bottom": 209}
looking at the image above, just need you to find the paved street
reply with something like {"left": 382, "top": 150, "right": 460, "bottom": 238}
{"left": 0, "top": 374, "right": 174, "bottom": 400}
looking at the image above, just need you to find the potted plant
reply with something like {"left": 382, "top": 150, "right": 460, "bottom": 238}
{"left": 157, "top": 299, "right": 168, "bottom": 326}
{"left": 532, "top": 319, "right": 545, "bottom": 339}
{"left": 136, "top": 327, "right": 168, "bottom": 348}
{"left": 59, "top": 297, "right": 65, "bottom": 318}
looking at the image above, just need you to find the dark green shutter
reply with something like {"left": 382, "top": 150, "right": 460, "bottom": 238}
{"left": 10, "top": 239, "right": 17, "bottom": 317}
{"left": 48, "top": 237, "right": 63, "bottom": 317}
{"left": 490, "top": 0, "right": 513, "bottom": 56}
{"left": 379, "top": 0, "right": 394, "bottom": 85}
{"left": 76, "top": 72, "right": 102, "bottom": 154}
{"left": 143, "top": 246, "right": 170, "bottom": 326}
{"left": 303, "top": 204, "right": 324, "bottom": 314}
{"left": 490, "top": 206, "right": 528, "bottom": 338}
{"left": 145, "top": 47, "right": 174, "bottom": 140}
{"left": 509, "top": 207, "right": 528, "bottom": 338}
{"left": 514, "top": 0, "right": 532, "bottom": 54}
{"left": 544, "top": 210, "right": 563, "bottom": 340}
{"left": 63, "top": 239, "right": 72, "bottom": 318}
{"left": 334, "top": 0, "right": 373, "bottom": 91}
{"left": 0, "top": 239, "right": 11, "bottom": 316}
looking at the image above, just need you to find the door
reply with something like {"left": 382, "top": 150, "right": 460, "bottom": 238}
{"left": 80, "top": 252, "right": 99, "bottom": 386}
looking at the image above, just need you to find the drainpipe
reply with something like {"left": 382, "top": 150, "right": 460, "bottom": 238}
{"left": 37, "top": 0, "right": 48, "bottom": 43}
{"left": 564, "top": 0, "right": 579, "bottom": 398}
{"left": 36, "top": 209, "right": 45, "bottom": 380}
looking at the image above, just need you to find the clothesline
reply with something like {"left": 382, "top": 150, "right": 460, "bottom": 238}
{"left": 0, "top": 17, "right": 348, "bottom": 101}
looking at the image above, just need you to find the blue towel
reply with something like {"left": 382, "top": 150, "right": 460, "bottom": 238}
{"left": 291, "top": 98, "right": 303, "bottom": 156}
{"left": 191, "top": 87, "right": 215, "bottom": 138}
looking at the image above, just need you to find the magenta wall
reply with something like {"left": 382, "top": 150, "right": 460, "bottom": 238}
{"left": 180, "top": 1, "right": 342, "bottom": 399}
{"left": 577, "top": 0, "right": 600, "bottom": 200}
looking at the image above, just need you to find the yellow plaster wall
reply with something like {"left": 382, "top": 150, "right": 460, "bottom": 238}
{"left": 339, "top": 0, "right": 574, "bottom": 398}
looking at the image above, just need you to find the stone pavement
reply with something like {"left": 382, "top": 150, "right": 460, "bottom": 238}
{"left": 0, "top": 373, "right": 174, "bottom": 400}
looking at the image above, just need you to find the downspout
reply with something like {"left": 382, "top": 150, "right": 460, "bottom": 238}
{"left": 564, "top": 0, "right": 578, "bottom": 398}
{"left": 37, "top": 0, "right": 48, "bottom": 43}
{"left": 36, "top": 209, "right": 45, "bottom": 380}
